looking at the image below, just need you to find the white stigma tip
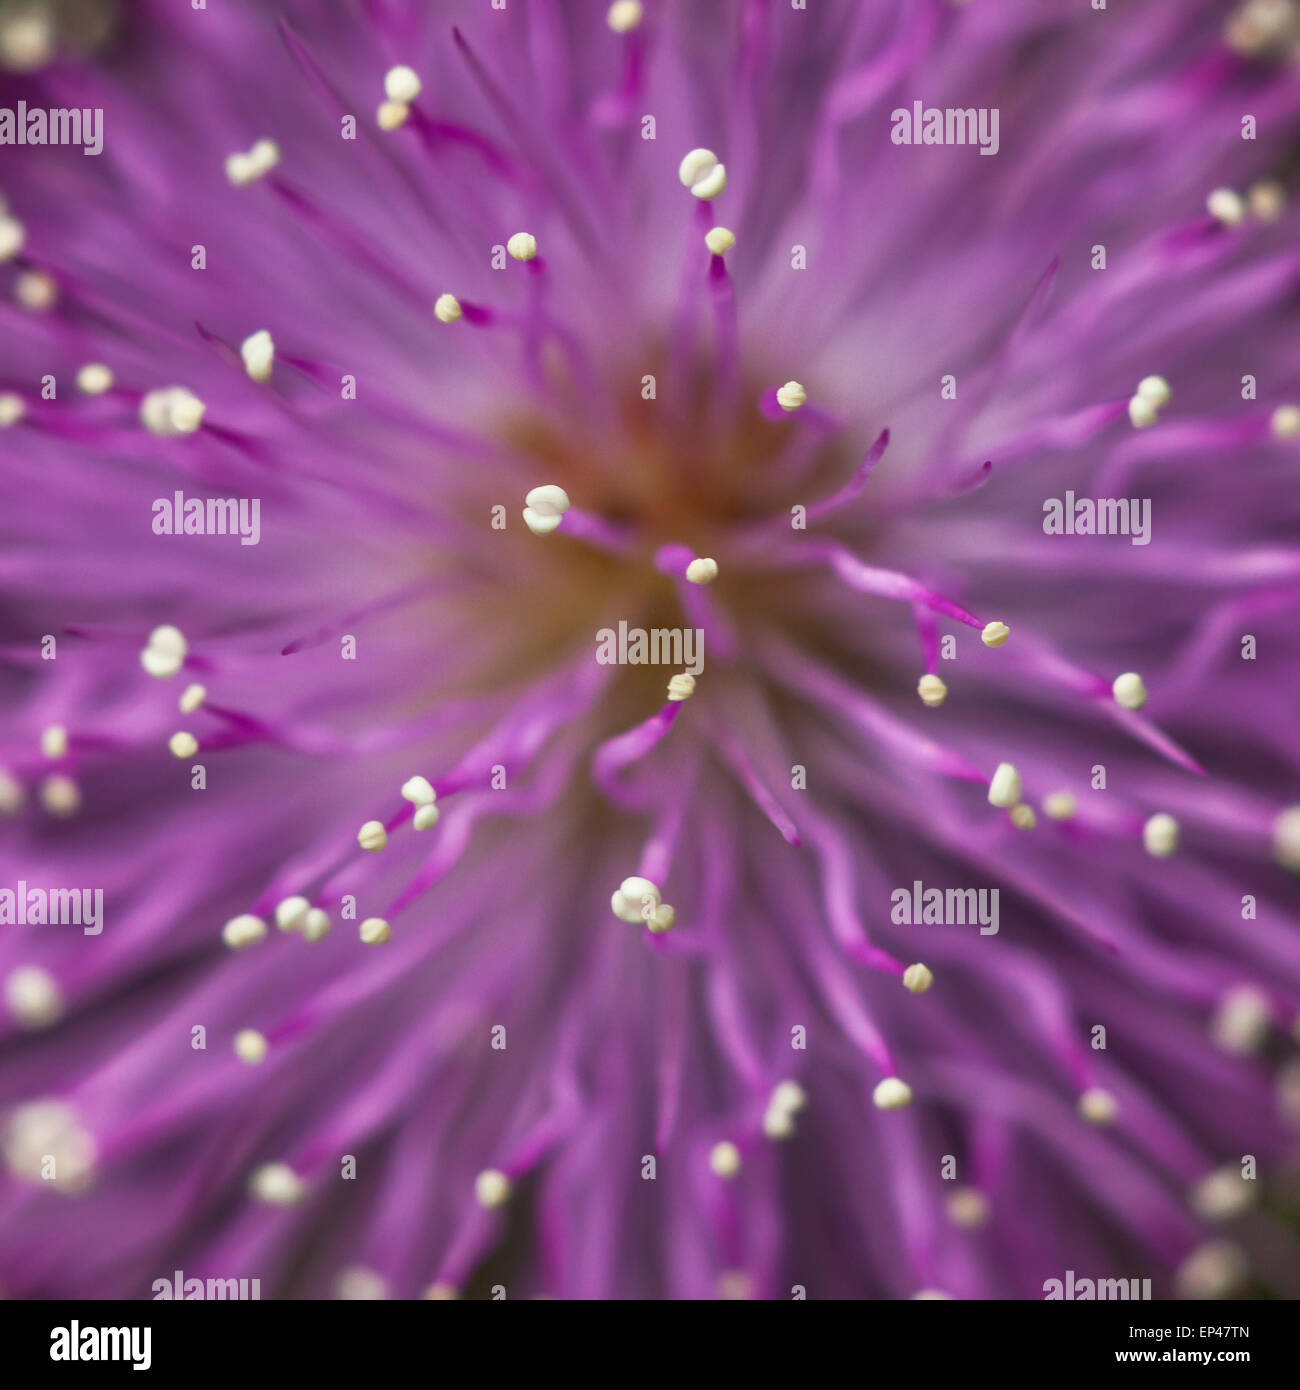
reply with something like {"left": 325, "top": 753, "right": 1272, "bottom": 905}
{"left": 384, "top": 65, "right": 422, "bottom": 104}
{"left": 357, "top": 820, "right": 388, "bottom": 852}
{"left": 179, "top": 683, "right": 207, "bottom": 714}
{"left": 434, "top": 293, "right": 462, "bottom": 323}
{"left": 1135, "top": 375, "right": 1172, "bottom": 407}
{"left": 1142, "top": 812, "right": 1180, "bottom": 858}
{"left": 522, "top": 483, "right": 571, "bottom": 536}
{"left": 0, "top": 215, "right": 24, "bottom": 262}
{"left": 507, "top": 231, "right": 538, "bottom": 262}
{"left": 1078, "top": 1087, "right": 1117, "bottom": 1125}
{"left": 240, "top": 329, "right": 275, "bottom": 383}
{"left": 475, "top": 1168, "right": 512, "bottom": 1208}
{"left": 704, "top": 226, "right": 735, "bottom": 255}
{"left": 168, "top": 730, "right": 198, "bottom": 760}
{"left": 667, "top": 672, "right": 696, "bottom": 702}
{"left": 1112, "top": 671, "right": 1148, "bottom": 710}
{"left": 0, "top": 392, "right": 26, "bottom": 427}
{"left": 225, "top": 139, "right": 280, "bottom": 186}
{"left": 75, "top": 363, "right": 114, "bottom": 396}
{"left": 1010, "top": 803, "right": 1037, "bottom": 831}
{"left": 222, "top": 914, "right": 268, "bottom": 950}
{"left": 360, "top": 916, "right": 392, "bottom": 946}
{"left": 709, "top": 1140, "right": 742, "bottom": 1178}
{"left": 775, "top": 380, "right": 807, "bottom": 412}
{"left": 1272, "top": 805, "right": 1300, "bottom": 871}
{"left": 40, "top": 725, "right": 67, "bottom": 760}
{"left": 413, "top": 803, "right": 440, "bottom": 831}
{"left": 685, "top": 556, "right": 718, "bottom": 584}
{"left": 980, "top": 620, "right": 1010, "bottom": 648}
{"left": 678, "top": 147, "right": 727, "bottom": 200}
{"left": 917, "top": 673, "right": 947, "bottom": 708}
{"left": 234, "top": 1029, "right": 268, "bottom": 1065}
{"left": 607, "top": 0, "right": 643, "bottom": 32}
{"left": 5, "top": 965, "right": 63, "bottom": 1029}
{"left": 903, "top": 962, "right": 934, "bottom": 994}
{"left": 275, "top": 896, "right": 311, "bottom": 932}
{"left": 249, "top": 1162, "right": 305, "bottom": 1206}
{"left": 1042, "top": 791, "right": 1078, "bottom": 821}
{"left": 1207, "top": 187, "right": 1246, "bottom": 226}
{"left": 401, "top": 775, "right": 436, "bottom": 806}
{"left": 1270, "top": 405, "right": 1300, "bottom": 439}
{"left": 873, "top": 1077, "right": 913, "bottom": 1110}
{"left": 988, "top": 762, "right": 1022, "bottom": 809}
{"left": 140, "top": 386, "right": 206, "bottom": 437}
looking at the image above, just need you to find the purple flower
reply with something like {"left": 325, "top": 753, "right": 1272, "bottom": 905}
{"left": 1, "top": 0, "right": 1299, "bottom": 1301}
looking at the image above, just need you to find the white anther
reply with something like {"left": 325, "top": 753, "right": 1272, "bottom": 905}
{"left": 522, "top": 483, "right": 571, "bottom": 536}
{"left": 1174, "top": 1241, "right": 1247, "bottom": 1300}
{"left": 179, "top": 683, "right": 207, "bottom": 714}
{"left": 903, "top": 962, "right": 934, "bottom": 994}
{"left": 0, "top": 10, "right": 53, "bottom": 71}
{"left": 140, "top": 624, "right": 188, "bottom": 679}
{"left": 357, "top": 820, "right": 388, "bottom": 852}
{"left": 1273, "top": 805, "right": 1300, "bottom": 870}
{"left": 40, "top": 725, "right": 67, "bottom": 759}
{"left": 872, "top": 1077, "right": 913, "bottom": 1110}
{"left": 1112, "top": 671, "right": 1148, "bottom": 710}
{"left": 709, "top": 1140, "right": 742, "bottom": 1178}
{"left": 770, "top": 1081, "right": 807, "bottom": 1113}
{"left": 1248, "top": 179, "right": 1286, "bottom": 222}
{"left": 0, "top": 392, "right": 26, "bottom": 426}
{"left": 762, "top": 1105, "right": 795, "bottom": 1140}
{"left": 1190, "top": 1167, "right": 1255, "bottom": 1222}
{"left": 1042, "top": 791, "right": 1078, "bottom": 821}
{"left": 168, "top": 730, "right": 198, "bottom": 760}
{"left": 916, "top": 674, "right": 947, "bottom": 708}
{"left": 1077, "top": 1087, "right": 1117, "bottom": 1125}
{"left": 413, "top": 803, "right": 440, "bottom": 831}
{"left": 607, "top": 0, "right": 643, "bottom": 32}
{"left": 360, "top": 916, "right": 391, "bottom": 945}
{"left": 275, "top": 895, "right": 311, "bottom": 932}
{"left": 3, "top": 1100, "right": 95, "bottom": 1190}
{"left": 705, "top": 226, "right": 735, "bottom": 255}
{"left": 336, "top": 1267, "right": 389, "bottom": 1300}
{"left": 0, "top": 767, "right": 25, "bottom": 815}
{"left": 1211, "top": 984, "right": 1271, "bottom": 1055}
{"left": 1010, "top": 803, "right": 1037, "bottom": 830}
{"left": 140, "top": 386, "right": 206, "bottom": 437}
{"left": 234, "top": 1029, "right": 268, "bottom": 1065}
{"left": 249, "top": 1161, "right": 305, "bottom": 1205}
{"left": 400, "top": 775, "right": 436, "bottom": 806}
{"left": 1142, "top": 812, "right": 1180, "bottom": 858}
{"left": 15, "top": 269, "right": 56, "bottom": 310}
{"left": 685, "top": 556, "right": 718, "bottom": 584}
{"left": 980, "top": 620, "right": 1010, "bottom": 648}
{"left": 667, "top": 672, "right": 696, "bottom": 702}
{"left": 611, "top": 875, "right": 660, "bottom": 923}
{"left": 240, "top": 329, "right": 275, "bottom": 383}
{"left": 5, "top": 965, "right": 63, "bottom": 1029}
{"left": 678, "top": 147, "right": 727, "bottom": 200}
{"left": 775, "top": 381, "right": 807, "bottom": 412}
{"left": 912, "top": 1289, "right": 953, "bottom": 1300}
{"left": 302, "top": 908, "right": 331, "bottom": 942}
{"left": 475, "top": 1168, "right": 512, "bottom": 1208}
{"left": 225, "top": 139, "right": 280, "bottom": 186}
{"left": 1207, "top": 187, "right": 1246, "bottom": 226}
{"left": 39, "top": 774, "right": 80, "bottom": 817}
{"left": 1127, "top": 395, "right": 1158, "bottom": 429}
{"left": 0, "top": 215, "right": 24, "bottom": 262}
{"left": 384, "top": 65, "right": 422, "bottom": 103}
{"left": 76, "top": 363, "right": 114, "bottom": 395}
{"left": 377, "top": 101, "right": 410, "bottom": 131}
{"left": 434, "top": 293, "right": 462, "bottom": 323}
{"left": 222, "top": 913, "right": 268, "bottom": 950}
{"left": 987, "top": 762, "right": 1022, "bottom": 809}
{"left": 423, "top": 1282, "right": 460, "bottom": 1300}
{"left": 1270, "top": 405, "right": 1300, "bottom": 439}
{"left": 647, "top": 903, "right": 675, "bottom": 934}
{"left": 1135, "top": 375, "right": 1172, "bottom": 407}
{"left": 946, "top": 1187, "right": 990, "bottom": 1230}
{"left": 507, "top": 231, "right": 538, "bottom": 262}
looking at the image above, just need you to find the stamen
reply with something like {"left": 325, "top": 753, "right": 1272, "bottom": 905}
{"left": 704, "top": 226, "right": 735, "bottom": 255}
{"left": 1206, "top": 188, "right": 1245, "bottom": 226}
{"left": 302, "top": 908, "right": 331, "bottom": 942}
{"left": 434, "top": 293, "right": 463, "bottom": 324}
{"left": 179, "top": 683, "right": 207, "bottom": 714}
{"left": 225, "top": 139, "right": 281, "bottom": 186}
{"left": 413, "top": 804, "right": 440, "bottom": 831}
{"left": 1189, "top": 1167, "right": 1255, "bottom": 1221}
{"left": 902, "top": 962, "right": 934, "bottom": 993}
{"left": 0, "top": 768, "right": 25, "bottom": 815}
{"left": 607, "top": 0, "right": 643, "bottom": 32}
{"left": 1270, "top": 405, "right": 1300, "bottom": 439}
{"left": 39, "top": 775, "right": 79, "bottom": 817}
{"left": 987, "top": 762, "right": 1022, "bottom": 808}
{"left": 1042, "top": 791, "right": 1078, "bottom": 821}
{"left": 685, "top": 556, "right": 718, "bottom": 584}
{"left": 15, "top": 269, "right": 56, "bottom": 310}
{"left": 946, "top": 1187, "right": 990, "bottom": 1229}
{"left": 275, "top": 896, "right": 311, "bottom": 932}
{"left": 872, "top": 1077, "right": 913, "bottom": 1110}
{"left": 1135, "top": 375, "right": 1172, "bottom": 407}
{"left": 708, "top": 1140, "right": 742, "bottom": 1177}
{"left": 506, "top": 232, "right": 538, "bottom": 262}
{"left": 40, "top": 725, "right": 67, "bottom": 759}
{"left": 384, "top": 65, "right": 422, "bottom": 103}
{"left": 775, "top": 380, "right": 807, "bottom": 412}
{"left": 4, "top": 965, "right": 63, "bottom": 1029}
{"left": 1010, "top": 804, "right": 1037, "bottom": 830}
{"left": 74, "top": 363, "right": 112, "bottom": 395}
{"left": 1112, "top": 671, "right": 1148, "bottom": 710}
{"left": 522, "top": 483, "right": 571, "bottom": 535}
{"left": 980, "top": 620, "right": 1010, "bottom": 647}
{"left": 423, "top": 1283, "right": 460, "bottom": 1300}
{"left": 0, "top": 215, "right": 24, "bottom": 261}
{"left": 234, "top": 1029, "right": 268, "bottom": 1065}
{"left": 0, "top": 392, "right": 27, "bottom": 426}
{"left": 1174, "top": 1242, "right": 1247, "bottom": 1299}
{"left": 140, "top": 386, "right": 206, "bottom": 437}
{"left": 1142, "top": 812, "right": 1179, "bottom": 857}
{"left": 474, "top": 1168, "right": 512, "bottom": 1208}
{"left": 917, "top": 674, "right": 947, "bottom": 708}
{"left": 1210, "top": 984, "right": 1270, "bottom": 1055}
{"left": 249, "top": 1161, "right": 306, "bottom": 1205}
{"left": 360, "top": 917, "right": 391, "bottom": 945}
{"left": 610, "top": 875, "right": 660, "bottom": 923}
{"left": 1248, "top": 179, "right": 1286, "bottom": 222}
{"left": 222, "top": 913, "right": 268, "bottom": 950}
{"left": 168, "top": 731, "right": 198, "bottom": 759}
{"left": 140, "top": 624, "right": 187, "bottom": 679}
{"left": 240, "top": 329, "right": 275, "bottom": 383}
{"left": 666, "top": 673, "right": 696, "bottom": 702}
{"left": 400, "top": 775, "right": 436, "bottom": 806}
{"left": 1273, "top": 805, "right": 1300, "bottom": 870}
{"left": 357, "top": 820, "right": 388, "bottom": 852}
{"left": 1077, "top": 1087, "right": 1117, "bottom": 1125}
{"left": 678, "top": 148, "right": 727, "bottom": 200}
